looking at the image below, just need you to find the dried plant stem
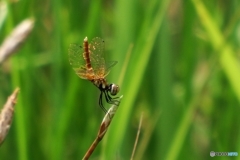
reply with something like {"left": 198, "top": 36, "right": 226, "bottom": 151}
{"left": 82, "top": 96, "right": 123, "bottom": 160}
{"left": 0, "top": 87, "right": 20, "bottom": 146}
{"left": 130, "top": 112, "right": 143, "bottom": 160}
{"left": 82, "top": 136, "right": 101, "bottom": 160}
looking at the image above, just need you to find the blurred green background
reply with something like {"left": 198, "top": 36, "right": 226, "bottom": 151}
{"left": 0, "top": 0, "right": 240, "bottom": 159}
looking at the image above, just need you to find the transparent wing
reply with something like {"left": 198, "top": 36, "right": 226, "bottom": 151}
{"left": 104, "top": 61, "right": 118, "bottom": 76}
{"left": 68, "top": 43, "right": 88, "bottom": 79}
{"left": 89, "top": 37, "right": 118, "bottom": 77}
{"left": 89, "top": 37, "right": 106, "bottom": 75}
{"left": 69, "top": 38, "right": 118, "bottom": 79}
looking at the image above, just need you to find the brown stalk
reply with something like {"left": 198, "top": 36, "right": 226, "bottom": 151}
{"left": 82, "top": 95, "right": 123, "bottom": 160}
{"left": 130, "top": 112, "right": 143, "bottom": 160}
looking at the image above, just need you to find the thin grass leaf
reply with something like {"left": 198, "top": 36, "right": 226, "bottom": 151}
{"left": 0, "top": 1, "right": 8, "bottom": 30}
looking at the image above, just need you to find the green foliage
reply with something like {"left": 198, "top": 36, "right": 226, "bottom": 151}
{"left": 0, "top": 0, "right": 240, "bottom": 159}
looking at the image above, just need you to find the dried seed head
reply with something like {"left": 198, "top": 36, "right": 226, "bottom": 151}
{"left": 0, "top": 19, "right": 34, "bottom": 63}
{"left": 0, "top": 88, "right": 19, "bottom": 146}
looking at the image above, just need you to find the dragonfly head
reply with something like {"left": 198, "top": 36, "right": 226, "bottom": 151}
{"left": 109, "top": 84, "right": 119, "bottom": 96}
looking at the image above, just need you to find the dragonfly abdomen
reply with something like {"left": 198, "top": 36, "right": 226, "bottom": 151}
{"left": 83, "top": 37, "right": 93, "bottom": 71}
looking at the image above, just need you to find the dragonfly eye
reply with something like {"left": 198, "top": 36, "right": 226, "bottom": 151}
{"left": 109, "top": 84, "right": 119, "bottom": 96}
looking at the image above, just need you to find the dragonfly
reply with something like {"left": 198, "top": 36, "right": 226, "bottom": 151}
{"left": 68, "top": 37, "right": 120, "bottom": 113}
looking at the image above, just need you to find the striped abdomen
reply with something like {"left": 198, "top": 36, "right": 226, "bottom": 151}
{"left": 83, "top": 37, "right": 93, "bottom": 72}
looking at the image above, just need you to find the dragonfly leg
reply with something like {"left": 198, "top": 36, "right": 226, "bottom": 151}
{"left": 104, "top": 91, "right": 120, "bottom": 106}
{"left": 99, "top": 91, "right": 107, "bottom": 113}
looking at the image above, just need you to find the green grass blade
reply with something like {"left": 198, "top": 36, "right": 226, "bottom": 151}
{"left": 191, "top": 0, "right": 240, "bottom": 102}
{"left": 103, "top": 1, "right": 171, "bottom": 159}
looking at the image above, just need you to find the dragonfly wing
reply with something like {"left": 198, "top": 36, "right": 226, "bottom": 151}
{"left": 68, "top": 43, "right": 87, "bottom": 79}
{"left": 73, "top": 67, "right": 89, "bottom": 79}
{"left": 104, "top": 61, "right": 118, "bottom": 76}
{"left": 89, "top": 37, "right": 106, "bottom": 75}
{"left": 89, "top": 37, "right": 118, "bottom": 77}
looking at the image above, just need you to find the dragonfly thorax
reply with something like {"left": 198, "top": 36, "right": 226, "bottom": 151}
{"left": 92, "top": 79, "right": 106, "bottom": 89}
{"left": 93, "top": 79, "right": 119, "bottom": 95}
